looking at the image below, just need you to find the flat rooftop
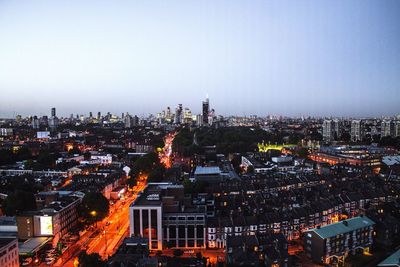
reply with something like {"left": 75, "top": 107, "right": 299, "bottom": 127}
{"left": 194, "top": 166, "right": 221, "bottom": 175}
{"left": 19, "top": 237, "right": 51, "bottom": 256}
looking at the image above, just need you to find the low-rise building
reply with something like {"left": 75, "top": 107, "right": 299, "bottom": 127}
{"left": 304, "top": 216, "right": 375, "bottom": 265}
{"left": 0, "top": 237, "right": 19, "bottom": 267}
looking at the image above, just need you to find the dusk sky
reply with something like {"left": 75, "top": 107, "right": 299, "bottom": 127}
{"left": 0, "top": 0, "right": 399, "bottom": 118}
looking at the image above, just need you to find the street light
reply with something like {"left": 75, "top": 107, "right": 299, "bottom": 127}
{"left": 91, "top": 211, "right": 97, "bottom": 227}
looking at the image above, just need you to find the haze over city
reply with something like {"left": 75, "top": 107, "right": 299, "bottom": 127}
{"left": 1, "top": 0, "right": 399, "bottom": 118}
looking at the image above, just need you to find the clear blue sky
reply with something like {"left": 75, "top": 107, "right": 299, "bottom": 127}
{"left": 0, "top": 0, "right": 399, "bottom": 118}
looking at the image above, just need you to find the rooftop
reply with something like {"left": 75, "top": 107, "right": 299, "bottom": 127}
{"left": 309, "top": 216, "right": 375, "bottom": 239}
{"left": 378, "top": 249, "right": 400, "bottom": 267}
{"left": 0, "top": 237, "right": 16, "bottom": 248}
{"left": 194, "top": 166, "right": 221, "bottom": 175}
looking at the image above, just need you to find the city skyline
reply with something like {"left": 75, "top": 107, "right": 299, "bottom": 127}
{"left": 1, "top": 0, "right": 400, "bottom": 117}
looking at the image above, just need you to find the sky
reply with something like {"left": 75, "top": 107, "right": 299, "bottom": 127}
{"left": 0, "top": 0, "right": 399, "bottom": 118}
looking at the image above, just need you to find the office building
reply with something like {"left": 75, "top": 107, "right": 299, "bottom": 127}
{"left": 304, "top": 216, "right": 375, "bottom": 265}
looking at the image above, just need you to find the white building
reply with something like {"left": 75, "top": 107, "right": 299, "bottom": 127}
{"left": 129, "top": 196, "right": 163, "bottom": 250}
{"left": 90, "top": 154, "right": 112, "bottom": 165}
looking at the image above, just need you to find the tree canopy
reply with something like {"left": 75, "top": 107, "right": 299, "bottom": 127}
{"left": 2, "top": 190, "right": 36, "bottom": 216}
{"left": 77, "top": 251, "right": 105, "bottom": 267}
{"left": 78, "top": 192, "right": 109, "bottom": 225}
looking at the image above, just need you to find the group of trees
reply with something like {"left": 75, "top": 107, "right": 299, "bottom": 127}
{"left": 24, "top": 150, "right": 60, "bottom": 170}
{"left": 0, "top": 147, "right": 31, "bottom": 165}
{"left": 127, "top": 152, "right": 165, "bottom": 188}
{"left": 78, "top": 192, "right": 109, "bottom": 226}
{"left": 183, "top": 178, "right": 208, "bottom": 194}
{"left": 77, "top": 251, "right": 105, "bottom": 267}
{"left": 1, "top": 175, "right": 46, "bottom": 216}
{"left": 173, "top": 127, "right": 305, "bottom": 156}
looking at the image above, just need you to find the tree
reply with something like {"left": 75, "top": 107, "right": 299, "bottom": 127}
{"left": 173, "top": 249, "right": 183, "bottom": 257}
{"left": 126, "top": 176, "right": 137, "bottom": 189}
{"left": 77, "top": 251, "right": 105, "bottom": 267}
{"left": 246, "top": 165, "right": 255, "bottom": 174}
{"left": 296, "top": 147, "right": 309, "bottom": 158}
{"left": 83, "top": 152, "right": 91, "bottom": 161}
{"left": 78, "top": 192, "right": 109, "bottom": 225}
{"left": 2, "top": 190, "right": 36, "bottom": 216}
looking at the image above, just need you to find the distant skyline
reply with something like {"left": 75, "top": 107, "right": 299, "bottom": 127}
{"left": 0, "top": 0, "right": 399, "bottom": 118}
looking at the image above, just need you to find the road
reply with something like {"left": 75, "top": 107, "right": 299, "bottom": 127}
{"left": 52, "top": 182, "right": 147, "bottom": 267}
{"left": 159, "top": 132, "right": 176, "bottom": 168}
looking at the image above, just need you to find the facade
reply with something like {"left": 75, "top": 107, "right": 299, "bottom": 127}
{"left": 0, "top": 238, "right": 19, "bottom": 267}
{"left": 304, "top": 216, "right": 375, "bottom": 265}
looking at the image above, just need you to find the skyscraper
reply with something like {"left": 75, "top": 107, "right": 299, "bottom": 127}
{"left": 202, "top": 96, "right": 209, "bottom": 125}
{"left": 51, "top": 107, "right": 56, "bottom": 117}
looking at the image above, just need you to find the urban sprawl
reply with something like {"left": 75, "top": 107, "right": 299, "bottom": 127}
{"left": 0, "top": 97, "right": 400, "bottom": 267}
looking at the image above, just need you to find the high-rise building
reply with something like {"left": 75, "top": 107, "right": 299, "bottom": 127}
{"left": 333, "top": 119, "right": 341, "bottom": 140}
{"left": 381, "top": 120, "right": 394, "bottom": 137}
{"left": 395, "top": 121, "right": 400, "bottom": 137}
{"left": 97, "top": 112, "right": 101, "bottom": 120}
{"left": 174, "top": 104, "right": 183, "bottom": 124}
{"left": 32, "top": 116, "right": 40, "bottom": 129}
{"left": 351, "top": 120, "right": 364, "bottom": 142}
{"left": 49, "top": 107, "right": 59, "bottom": 130}
{"left": 125, "top": 113, "right": 138, "bottom": 128}
{"left": 202, "top": 96, "right": 209, "bottom": 125}
{"left": 323, "top": 119, "right": 341, "bottom": 142}
{"left": 322, "top": 120, "right": 334, "bottom": 142}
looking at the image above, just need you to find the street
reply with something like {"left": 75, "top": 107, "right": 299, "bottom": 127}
{"left": 51, "top": 183, "right": 147, "bottom": 267}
